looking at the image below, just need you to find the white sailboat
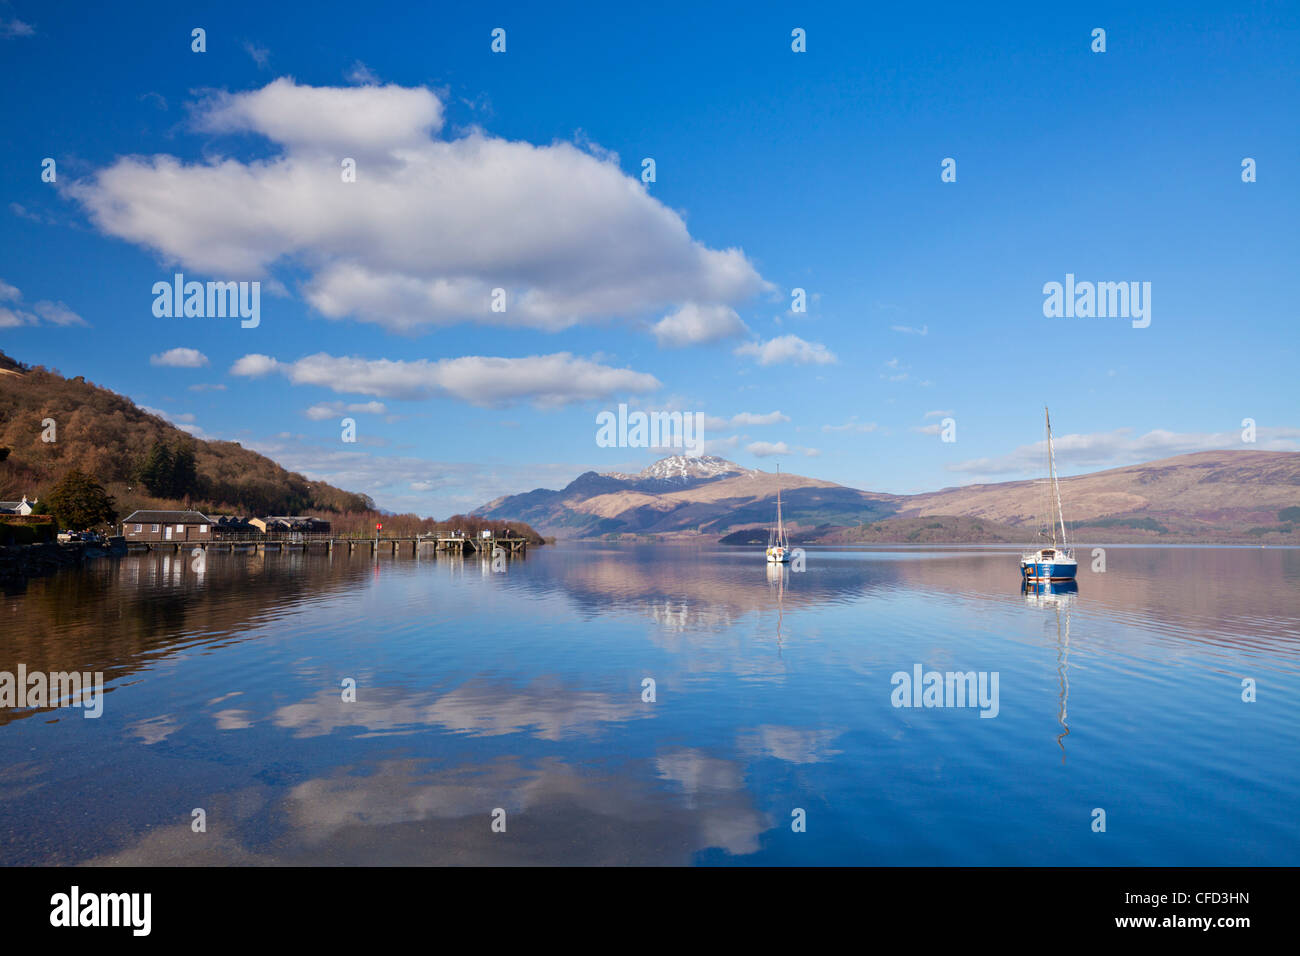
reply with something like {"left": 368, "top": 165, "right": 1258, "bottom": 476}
{"left": 1020, "top": 407, "right": 1078, "bottom": 582}
{"left": 766, "top": 465, "right": 791, "bottom": 564}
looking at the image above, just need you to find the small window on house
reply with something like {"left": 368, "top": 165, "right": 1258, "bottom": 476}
{"left": 200, "top": 525, "right": 208, "bottom": 533}
{"left": 152, "top": 524, "right": 160, "bottom": 532}
{"left": 134, "top": 524, "right": 142, "bottom": 533}
{"left": 176, "top": 524, "right": 184, "bottom": 532}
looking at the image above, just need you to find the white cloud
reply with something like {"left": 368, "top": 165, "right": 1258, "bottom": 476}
{"left": 0, "top": 282, "right": 86, "bottom": 327}
{"left": 197, "top": 78, "right": 442, "bottom": 152}
{"left": 735, "top": 335, "right": 837, "bottom": 366}
{"left": 703, "top": 411, "right": 788, "bottom": 429}
{"left": 0, "top": 19, "right": 35, "bottom": 38}
{"left": 730, "top": 411, "right": 789, "bottom": 426}
{"left": 139, "top": 405, "right": 201, "bottom": 431}
{"left": 652, "top": 303, "right": 748, "bottom": 347}
{"left": 242, "top": 41, "right": 270, "bottom": 68}
{"left": 32, "top": 301, "right": 85, "bottom": 326}
{"left": 823, "top": 419, "right": 878, "bottom": 433}
{"left": 71, "top": 79, "right": 769, "bottom": 337}
{"left": 881, "top": 356, "right": 911, "bottom": 382}
{"left": 747, "top": 441, "right": 790, "bottom": 457}
{"left": 346, "top": 61, "right": 380, "bottom": 85}
{"left": 304, "top": 400, "right": 388, "bottom": 421}
{"left": 150, "top": 347, "right": 209, "bottom": 368}
{"left": 232, "top": 351, "right": 661, "bottom": 408}
{"left": 913, "top": 423, "right": 943, "bottom": 435}
{"left": 949, "top": 426, "right": 1300, "bottom": 476}
{"left": 890, "top": 324, "right": 928, "bottom": 335}
{"left": 238, "top": 433, "right": 597, "bottom": 515}
{"left": 702, "top": 434, "right": 741, "bottom": 454}
{"left": 230, "top": 353, "right": 282, "bottom": 377}
{"left": 746, "top": 440, "right": 819, "bottom": 458}
{"left": 924, "top": 409, "right": 953, "bottom": 418}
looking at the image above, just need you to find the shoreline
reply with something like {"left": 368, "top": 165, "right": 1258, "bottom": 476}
{"left": 0, "top": 539, "right": 127, "bottom": 587}
{"left": 551, "top": 533, "right": 1300, "bottom": 548}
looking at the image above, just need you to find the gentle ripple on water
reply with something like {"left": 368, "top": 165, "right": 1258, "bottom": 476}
{"left": 1, "top": 543, "right": 1297, "bottom": 865}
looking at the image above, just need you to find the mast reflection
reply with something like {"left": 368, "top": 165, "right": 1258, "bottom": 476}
{"left": 766, "top": 561, "right": 786, "bottom": 652}
{"left": 1022, "top": 579, "right": 1076, "bottom": 762}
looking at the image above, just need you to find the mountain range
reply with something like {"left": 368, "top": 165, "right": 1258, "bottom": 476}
{"left": 472, "top": 452, "right": 1300, "bottom": 543}
{"left": 5, "top": 347, "right": 1294, "bottom": 543}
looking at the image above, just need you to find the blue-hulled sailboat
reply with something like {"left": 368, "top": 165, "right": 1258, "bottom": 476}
{"left": 1020, "top": 407, "right": 1078, "bottom": 583}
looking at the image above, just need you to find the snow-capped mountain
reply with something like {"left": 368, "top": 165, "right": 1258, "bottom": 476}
{"left": 473, "top": 454, "right": 892, "bottom": 537}
{"left": 473, "top": 451, "right": 1300, "bottom": 542}
{"left": 611, "top": 455, "right": 751, "bottom": 484}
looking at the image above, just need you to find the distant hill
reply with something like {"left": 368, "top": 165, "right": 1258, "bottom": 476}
{"left": 474, "top": 455, "right": 900, "bottom": 537}
{"left": 720, "top": 515, "right": 1027, "bottom": 546}
{"left": 473, "top": 451, "right": 1300, "bottom": 544}
{"left": 899, "top": 451, "right": 1300, "bottom": 539}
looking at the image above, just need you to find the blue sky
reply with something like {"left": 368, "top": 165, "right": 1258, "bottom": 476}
{"left": 2, "top": 0, "right": 1297, "bottom": 515}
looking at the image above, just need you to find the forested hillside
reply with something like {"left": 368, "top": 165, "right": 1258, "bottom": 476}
{"left": 0, "top": 350, "right": 372, "bottom": 516}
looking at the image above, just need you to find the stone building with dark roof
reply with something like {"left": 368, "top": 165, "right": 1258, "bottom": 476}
{"left": 122, "top": 510, "right": 214, "bottom": 543}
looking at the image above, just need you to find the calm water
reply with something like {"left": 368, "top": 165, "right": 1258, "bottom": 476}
{"left": 2, "top": 544, "right": 1297, "bottom": 866}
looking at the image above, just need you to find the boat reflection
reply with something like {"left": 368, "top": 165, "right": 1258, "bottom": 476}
{"left": 1021, "top": 578, "right": 1075, "bottom": 761}
{"left": 1021, "top": 579, "right": 1078, "bottom": 601}
{"left": 765, "top": 561, "right": 786, "bottom": 649}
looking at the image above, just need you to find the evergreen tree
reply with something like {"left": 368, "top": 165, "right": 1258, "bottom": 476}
{"left": 172, "top": 443, "right": 198, "bottom": 500}
{"left": 140, "top": 443, "right": 175, "bottom": 497}
{"left": 45, "top": 469, "right": 118, "bottom": 530}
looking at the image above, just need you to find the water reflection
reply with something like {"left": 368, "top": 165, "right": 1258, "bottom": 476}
{"left": 270, "top": 680, "right": 650, "bottom": 741}
{"left": 0, "top": 550, "right": 372, "bottom": 728}
{"left": 76, "top": 752, "right": 769, "bottom": 866}
{"left": 1, "top": 544, "right": 1298, "bottom": 865}
{"left": 1023, "top": 580, "right": 1075, "bottom": 761}
{"left": 766, "top": 561, "right": 785, "bottom": 650}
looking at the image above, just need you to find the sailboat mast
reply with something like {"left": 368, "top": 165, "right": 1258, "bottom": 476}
{"left": 1043, "top": 408, "right": 1056, "bottom": 547}
{"left": 1045, "top": 407, "right": 1068, "bottom": 548}
{"left": 775, "top": 465, "right": 785, "bottom": 546}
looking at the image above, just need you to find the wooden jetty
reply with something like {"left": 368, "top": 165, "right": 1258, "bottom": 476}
{"left": 124, "top": 532, "right": 528, "bottom": 557}
{"left": 433, "top": 534, "right": 526, "bottom": 555}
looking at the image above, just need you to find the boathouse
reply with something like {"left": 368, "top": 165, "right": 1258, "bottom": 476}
{"left": 122, "top": 510, "right": 214, "bottom": 543}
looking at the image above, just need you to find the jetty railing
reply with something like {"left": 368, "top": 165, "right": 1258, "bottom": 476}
{"left": 122, "top": 530, "right": 529, "bottom": 555}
